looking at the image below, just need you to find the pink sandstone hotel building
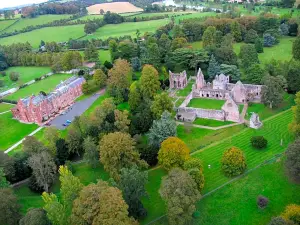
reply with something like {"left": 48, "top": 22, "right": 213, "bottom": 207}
{"left": 11, "top": 76, "right": 85, "bottom": 125}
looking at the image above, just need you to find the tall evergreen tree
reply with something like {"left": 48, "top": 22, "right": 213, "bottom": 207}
{"left": 208, "top": 54, "right": 220, "bottom": 81}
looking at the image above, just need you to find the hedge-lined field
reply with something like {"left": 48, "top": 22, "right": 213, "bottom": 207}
{"left": 5, "top": 74, "right": 73, "bottom": 101}
{"left": 0, "top": 67, "right": 51, "bottom": 92}
{"left": 2, "top": 14, "right": 72, "bottom": 33}
{"left": 0, "top": 19, "right": 17, "bottom": 32}
{"left": 0, "top": 24, "right": 85, "bottom": 48}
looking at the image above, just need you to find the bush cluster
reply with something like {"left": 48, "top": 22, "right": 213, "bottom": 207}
{"left": 251, "top": 136, "right": 268, "bottom": 149}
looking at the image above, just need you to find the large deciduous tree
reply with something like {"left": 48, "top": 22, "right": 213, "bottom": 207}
{"left": 19, "top": 208, "right": 50, "bottom": 225}
{"left": 293, "top": 36, "right": 300, "bottom": 61}
{"left": 221, "top": 147, "right": 247, "bottom": 177}
{"left": 23, "top": 136, "right": 48, "bottom": 155}
{"left": 183, "top": 158, "right": 205, "bottom": 193}
{"left": 261, "top": 75, "right": 285, "bottom": 108}
{"left": 160, "top": 168, "right": 201, "bottom": 225}
{"left": 140, "top": 65, "right": 160, "bottom": 99}
{"left": 0, "top": 188, "right": 21, "bottom": 225}
{"left": 151, "top": 92, "right": 173, "bottom": 119}
{"left": 42, "top": 193, "right": 67, "bottom": 225}
{"left": 158, "top": 137, "right": 190, "bottom": 170}
{"left": 230, "top": 21, "right": 242, "bottom": 42}
{"left": 83, "top": 136, "right": 99, "bottom": 168}
{"left": 289, "top": 92, "right": 300, "bottom": 137}
{"left": 285, "top": 139, "right": 300, "bottom": 182}
{"left": 44, "top": 127, "right": 59, "bottom": 156}
{"left": 148, "top": 111, "right": 177, "bottom": 148}
{"left": 28, "top": 151, "right": 57, "bottom": 192}
{"left": 117, "top": 166, "right": 148, "bottom": 219}
{"left": 84, "top": 43, "right": 99, "bottom": 62}
{"left": 99, "top": 132, "right": 147, "bottom": 180}
{"left": 203, "top": 26, "right": 216, "bottom": 48}
{"left": 71, "top": 180, "right": 137, "bottom": 225}
{"left": 244, "top": 29, "right": 259, "bottom": 43}
{"left": 239, "top": 44, "right": 259, "bottom": 68}
{"left": 245, "top": 63, "right": 265, "bottom": 84}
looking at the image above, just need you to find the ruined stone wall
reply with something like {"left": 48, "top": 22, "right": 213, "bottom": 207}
{"left": 193, "top": 89, "right": 228, "bottom": 100}
{"left": 178, "top": 107, "right": 226, "bottom": 121}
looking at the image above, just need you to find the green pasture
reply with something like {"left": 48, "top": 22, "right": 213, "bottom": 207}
{"left": 0, "top": 19, "right": 17, "bottom": 32}
{"left": 127, "top": 11, "right": 191, "bottom": 18}
{"left": 79, "top": 49, "right": 111, "bottom": 63}
{"left": 82, "top": 19, "right": 169, "bottom": 40}
{"left": 0, "top": 103, "right": 14, "bottom": 113}
{"left": 5, "top": 74, "right": 73, "bottom": 101}
{"left": 187, "top": 98, "right": 225, "bottom": 109}
{"left": 2, "top": 14, "right": 72, "bottom": 33}
{"left": 193, "top": 117, "right": 234, "bottom": 127}
{"left": 0, "top": 24, "right": 85, "bottom": 48}
{"left": 195, "top": 159, "right": 300, "bottom": 225}
{"left": 72, "top": 14, "right": 103, "bottom": 21}
{"left": 0, "top": 66, "right": 51, "bottom": 92}
{"left": 0, "top": 112, "right": 38, "bottom": 150}
{"left": 174, "top": 12, "right": 216, "bottom": 23}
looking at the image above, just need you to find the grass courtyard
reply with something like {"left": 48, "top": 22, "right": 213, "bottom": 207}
{"left": 193, "top": 117, "right": 234, "bottom": 127}
{"left": 0, "top": 112, "right": 38, "bottom": 150}
{"left": 176, "top": 81, "right": 194, "bottom": 97}
{"left": 0, "top": 66, "right": 51, "bottom": 92}
{"left": 4, "top": 74, "right": 73, "bottom": 101}
{"left": 187, "top": 98, "right": 225, "bottom": 109}
{"left": 0, "top": 24, "right": 85, "bottom": 48}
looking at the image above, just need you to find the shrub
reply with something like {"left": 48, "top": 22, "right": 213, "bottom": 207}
{"left": 221, "top": 147, "right": 247, "bottom": 177}
{"left": 183, "top": 158, "right": 203, "bottom": 171}
{"left": 158, "top": 137, "right": 190, "bottom": 170}
{"left": 257, "top": 195, "right": 269, "bottom": 209}
{"left": 138, "top": 144, "right": 158, "bottom": 167}
{"left": 281, "top": 204, "right": 300, "bottom": 224}
{"left": 0, "top": 80, "right": 4, "bottom": 87}
{"left": 251, "top": 136, "right": 268, "bottom": 149}
{"left": 268, "top": 217, "right": 290, "bottom": 225}
{"left": 0, "top": 71, "right": 6, "bottom": 77}
{"left": 9, "top": 72, "right": 19, "bottom": 82}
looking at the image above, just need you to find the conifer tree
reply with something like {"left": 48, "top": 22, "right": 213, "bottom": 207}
{"left": 208, "top": 54, "right": 220, "bottom": 81}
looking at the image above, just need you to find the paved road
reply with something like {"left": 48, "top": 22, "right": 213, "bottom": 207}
{"left": 50, "top": 92, "right": 103, "bottom": 130}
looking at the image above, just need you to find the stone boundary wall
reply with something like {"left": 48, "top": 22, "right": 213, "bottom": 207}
{"left": 179, "top": 92, "right": 193, "bottom": 108}
{"left": 179, "top": 107, "right": 226, "bottom": 121}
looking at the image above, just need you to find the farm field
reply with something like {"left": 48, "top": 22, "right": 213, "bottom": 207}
{"left": 2, "top": 14, "right": 72, "bottom": 33}
{"left": 187, "top": 98, "right": 225, "bottom": 109}
{"left": 4, "top": 74, "right": 73, "bottom": 101}
{"left": 127, "top": 11, "right": 191, "bottom": 18}
{"left": 0, "top": 103, "right": 14, "bottom": 113}
{"left": 0, "top": 112, "right": 38, "bottom": 150}
{"left": 193, "top": 117, "right": 234, "bottom": 127}
{"left": 174, "top": 12, "right": 216, "bottom": 23}
{"left": 0, "top": 19, "right": 17, "bottom": 32}
{"left": 82, "top": 19, "right": 169, "bottom": 40}
{"left": 87, "top": 2, "right": 143, "bottom": 14}
{"left": 0, "top": 24, "right": 85, "bottom": 48}
{"left": 0, "top": 66, "right": 51, "bottom": 92}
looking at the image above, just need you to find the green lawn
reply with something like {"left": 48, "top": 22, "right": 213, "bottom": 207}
{"left": 193, "top": 118, "right": 234, "bottom": 127}
{"left": 5, "top": 74, "right": 73, "bottom": 101}
{"left": 79, "top": 49, "right": 111, "bottom": 63}
{"left": 0, "top": 112, "right": 38, "bottom": 150}
{"left": 174, "top": 98, "right": 185, "bottom": 107}
{"left": 233, "top": 37, "right": 295, "bottom": 65}
{"left": 71, "top": 14, "right": 103, "bottom": 21}
{"left": 0, "top": 19, "right": 17, "bottom": 32}
{"left": 195, "top": 159, "right": 300, "bottom": 225}
{"left": 82, "top": 19, "right": 170, "bottom": 41}
{"left": 176, "top": 81, "right": 194, "bottom": 97}
{"left": 0, "top": 24, "right": 85, "bottom": 48}
{"left": 82, "top": 92, "right": 110, "bottom": 116}
{"left": 177, "top": 124, "right": 245, "bottom": 152}
{"left": 127, "top": 12, "right": 191, "bottom": 18}
{"left": 187, "top": 98, "right": 225, "bottom": 109}
{"left": 0, "top": 103, "right": 14, "bottom": 113}
{"left": 174, "top": 12, "right": 216, "bottom": 24}
{"left": 246, "top": 94, "right": 294, "bottom": 120}
{"left": 0, "top": 66, "right": 51, "bottom": 92}
{"left": 2, "top": 14, "right": 71, "bottom": 33}
{"left": 117, "top": 102, "right": 130, "bottom": 111}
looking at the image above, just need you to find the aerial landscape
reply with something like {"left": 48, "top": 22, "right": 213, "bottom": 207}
{"left": 1, "top": 0, "right": 300, "bottom": 224}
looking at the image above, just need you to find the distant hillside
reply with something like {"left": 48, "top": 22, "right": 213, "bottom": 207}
{"left": 87, "top": 2, "right": 143, "bottom": 14}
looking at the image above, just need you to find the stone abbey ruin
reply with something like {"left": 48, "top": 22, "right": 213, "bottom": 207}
{"left": 171, "top": 68, "right": 263, "bottom": 127}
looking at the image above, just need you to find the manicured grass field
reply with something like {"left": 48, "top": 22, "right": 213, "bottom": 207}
{"left": 0, "top": 66, "right": 51, "bottom": 92}
{"left": 187, "top": 98, "right": 225, "bottom": 109}
{"left": 0, "top": 19, "right": 17, "bottom": 32}
{"left": 0, "top": 24, "right": 85, "bottom": 48}
{"left": 79, "top": 49, "right": 111, "bottom": 63}
{"left": 0, "top": 103, "right": 14, "bottom": 113}
{"left": 195, "top": 159, "right": 300, "bottom": 225}
{"left": 2, "top": 15, "right": 72, "bottom": 33}
{"left": 176, "top": 81, "right": 194, "bottom": 97}
{"left": 82, "top": 19, "right": 169, "bottom": 40}
{"left": 246, "top": 94, "right": 294, "bottom": 120}
{"left": 193, "top": 117, "right": 234, "bottom": 127}
{"left": 0, "top": 112, "right": 38, "bottom": 150}
{"left": 177, "top": 124, "right": 245, "bottom": 151}
{"left": 5, "top": 74, "right": 73, "bottom": 101}
{"left": 82, "top": 92, "right": 110, "bottom": 116}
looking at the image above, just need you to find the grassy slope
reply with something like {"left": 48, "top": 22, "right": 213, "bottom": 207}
{"left": 0, "top": 24, "right": 85, "bottom": 48}
{"left": 193, "top": 117, "right": 234, "bottom": 127}
{"left": 3, "top": 15, "right": 71, "bottom": 33}
{"left": 0, "top": 112, "right": 38, "bottom": 150}
{"left": 187, "top": 98, "right": 225, "bottom": 109}
{"left": 0, "top": 67, "right": 51, "bottom": 92}
{"left": 195, "top": 159, "right": 300, "bottom": 225}
{"left": 0, "top": 103, "right": 14, "bottom": 113}
{"left": 82, "top": 19, "right": 169, "bottom": 40}
{"left": 0, "top": 19, "right": 17, "bottom": 32}
{"left": 5, "top": 74, "right": 72, "bottom": 101}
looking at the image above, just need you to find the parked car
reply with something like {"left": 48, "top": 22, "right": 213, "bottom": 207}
{"left": 66, "top": 120, "right": 72, "bottom": 124}
{"left": 62, "top": 123, "right": 69, "bottom": 127}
